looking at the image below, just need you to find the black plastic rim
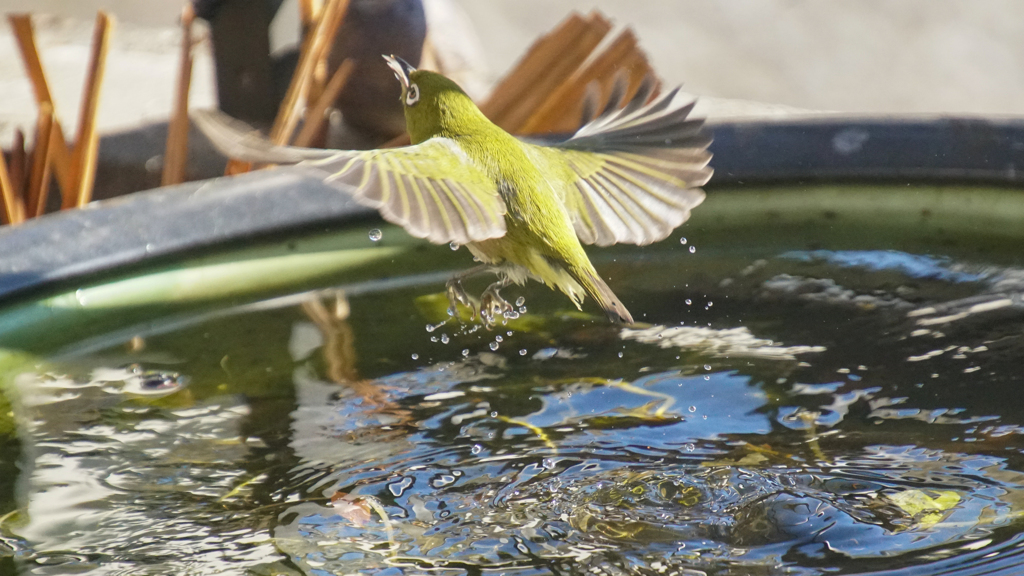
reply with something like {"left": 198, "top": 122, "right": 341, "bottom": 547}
{"left": 0, "top": 116, "right": 1022, "bottom": 305}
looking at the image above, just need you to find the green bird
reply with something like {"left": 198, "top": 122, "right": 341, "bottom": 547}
{"left": 195, "top": 55, "right": 712, "bottom": 324}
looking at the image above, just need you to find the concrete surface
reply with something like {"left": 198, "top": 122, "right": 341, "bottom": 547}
{"left": 1, "top": 0, "right": 1022, "bottom": 148}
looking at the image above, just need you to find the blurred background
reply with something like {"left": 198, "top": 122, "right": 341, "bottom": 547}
{"left": 1, "top": 0, "right": 1021, "bottom": 147}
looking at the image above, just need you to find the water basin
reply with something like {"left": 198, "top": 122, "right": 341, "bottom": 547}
{"left": 1, "top": 180, "right": 1023, "bottom": 575}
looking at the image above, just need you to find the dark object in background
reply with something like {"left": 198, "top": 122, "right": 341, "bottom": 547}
{"left": 327, "top": 0, "right": 426, "bottom": 147}
{"left": 196, "top": 0, "right": 285, "bottom": 125}
{"left": 194, "top": 0, "right": 425, "bottom": 146}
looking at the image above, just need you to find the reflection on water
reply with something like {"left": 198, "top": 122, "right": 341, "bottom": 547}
{"left": 2, "top": 241, "right": 1024, "bottom": 575}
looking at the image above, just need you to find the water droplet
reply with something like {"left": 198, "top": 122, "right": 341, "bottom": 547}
{"left": 489, "top": 341, "right": 499, "bottom": 351}
{"left": 450, "top": 242, "right": 460, "bottom": 250}
{"left": 688, "top": 405, "right": 696, "bottom": 413}
{"left": 430, "top": 336, "right": 438, "bottom": 342}
{"left": 704, "top": 375, "right": 710, "bottom": 380}
{"left": 689, "top": 246, "right": 696, "bottom": 254}
{"left": 426, "top": 323, "right": 436, "bottom": 332}
{"left": 507, "top": 331, "right": 513, "bottom": 337}
{"left": 495, "top": 335, "right": 503, "bottom": 343}
{"left": 490, "top": 411, "right": 498, "bottom": 418}
{"left": 462, "top": 349, "right": 470, "bottom": 357}
{"left": 685, "top": 443, "right": 695, "bottom": 452}
{"left": 702, "top": 415, "right": 708, "bottom": 420}
{"left": 707, "top": 301, "right": 713, "bottom": 307}
{"left": 471, "top": 444, "right": 483, "bottom": 454}
{"left": 368, "top": 229, "right": 382, "bottom": 241}
{"left": 617, "top": 351, "right": 624, "bottom": 358}
{"left": 515, "top": 296, "right": 526, "bottom": 306}
{"left": 519, "top": 349, "right": 527, "bottom": 356}
{"left": 680, "top": 237, "right": 687, "bottom": 245}
{"left": 685, "top": 299, "right": 692, "bottom": 305}
{"left": 704, "top": 364, "right": 711, "bottom": 371}
{"left": 518, "top": 306, "right": 527, "bottom": 314}
{"left": 440, "top": 334, "right": 450, "bottom": 344}
{"left": 411, "top": 353, "right": 419, "bottom": 360}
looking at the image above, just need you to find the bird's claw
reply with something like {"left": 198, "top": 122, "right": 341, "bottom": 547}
{"left": 445, "top": 277, "right": 474, "bottom": 317}
{"left": 479, "top": 282, "right": 514, "bottom": 326}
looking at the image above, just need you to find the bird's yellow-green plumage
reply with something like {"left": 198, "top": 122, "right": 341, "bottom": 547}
{"left": 193, "top": 55, "right": 712, "bottom": 324}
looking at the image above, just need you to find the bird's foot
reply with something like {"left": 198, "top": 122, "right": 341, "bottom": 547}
{"left": 445, "top": 277, "right": 475, "bottom": 318}
{"left": 479, "top": 281, "right": 514, "bottom": 326}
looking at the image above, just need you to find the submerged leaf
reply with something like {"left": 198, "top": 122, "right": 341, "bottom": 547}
{"left": 330, "top": 492, "right": 373, "bottom": 526}
{"left": 887, "top": 489, "right": 961, "bottom": 517}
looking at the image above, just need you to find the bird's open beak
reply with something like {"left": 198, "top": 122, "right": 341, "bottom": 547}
{"left": 383, "top": 54, "right": 416, "bottom": 90}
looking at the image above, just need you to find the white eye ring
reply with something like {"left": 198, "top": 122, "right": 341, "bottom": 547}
{"left": 405, "top": 83, "right": 420, "bottom": 106}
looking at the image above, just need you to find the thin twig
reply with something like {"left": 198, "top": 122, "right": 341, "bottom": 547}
{"left": 293, "top": 58, "right": 353, "bottom": 147}
{"left": 66, "top": 12, "right": 113, "bottom": 209}
{"left": 26, "top": 103, "right": 55, "bottom": 217}
{"left": 7, "top": 14, "right": 74, "bottom": 197}
{"left": 162, "top": 4, "right": 196, "bottom": 186}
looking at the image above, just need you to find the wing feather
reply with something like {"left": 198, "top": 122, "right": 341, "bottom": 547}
{"left": 554, "top": 87, "right": 713, "bottom": 246}
{"left": 192, "top": 109, "right": 506, "bottom": 245}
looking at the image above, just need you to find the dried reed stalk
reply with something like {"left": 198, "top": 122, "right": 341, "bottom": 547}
{"left": 7, "top": 14, "right": 74, "bottom": 197}
{"left": 65, "top": 12, "right": 113, "bottom": 209}
{"left": 498, "top": 12, "right": 611, "bottom": 133}
{"left": 0, "top": 149, "right": 23, "bottom": 225}
{"left": 520, "top": 28, "right": 644, "bottom": 134}
{"left": 479, "top": 13, "right": 586, "bottom": 122}
{"left": 26, "top": 104, "right": 55, "bottom": 217}
{"left": 162, "top": 4, "right": 196, "bottom": 187}
{"left": 293, "top": 58, "right": 354, "bottom": 147}
{"left": 298, "top": 0, "right": 322, "bottom": 35}
{"left": 480, "top": 12, "right": 611, "bottom": 132}
{"left": 9, "top": 131, "right": 27, "bottom": 199}
{"left": 298, "top": 0, "right": 327, "bottom": 109}
{"left": 225, "top": 0, "right": 349, "bottom": 173}
{"left": 269, "top": 0, "right": 349, "bottom": 145}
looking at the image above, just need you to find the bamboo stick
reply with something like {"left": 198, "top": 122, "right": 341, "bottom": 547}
{"left": 293, "top": 58, "right": 353, "bottom": 147}
{"left": 26, "top": 104, "right": 55, "bottom": 218}
{"left": 9, "top": 130, "right": 27, "bottom": 200}
{"left": 65, "top": 12, "right": 113, "bottom": 209}
{"left": 480, "top": 12, "right": 611, "bottom": 132}
{"left": 520, "top": 29, "right": 639, "bottom": 134}
{"left": 269, "top": 0, "right": 349, "bottom": 145}
{"left": 298, "top": 0, "right": 322, "bottom": 36}
{"left": 7, "top": 14, "right": 74, "bottom": 197}
{"left": 478, "top": 12, "right": 585, "bottom": 124}
{"left": 498, "top": 12, "right": 611, "bottom": 133}
{"left": 0, "top": 149, "right": 22, "bottom": 225}
{"left": 162, "top": 4, "right": 196, "bottom": 187}
{"left": 298, "top": 0, "right": 327, "bottom": 114}
{"left": 225, "top": 0, "right": 349, "bottom": 173}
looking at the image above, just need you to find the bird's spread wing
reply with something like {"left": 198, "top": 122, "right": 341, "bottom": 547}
{"left": 304, "top": 142, "right": 506, "bottom": 244}
{"left": 192, "top": 109, "right": 506, "bottom": 245}
{"left": 552, "top": 87, "right": 713, "bottom": 246}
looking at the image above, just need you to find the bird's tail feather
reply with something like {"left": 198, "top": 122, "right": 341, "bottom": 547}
{"left": 572, "top": 264, "right": 634, "bottom": 324}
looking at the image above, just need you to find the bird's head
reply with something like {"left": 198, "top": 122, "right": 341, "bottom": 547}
{"left": 383, "top": 54, "right": 487, "bottom": 143}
